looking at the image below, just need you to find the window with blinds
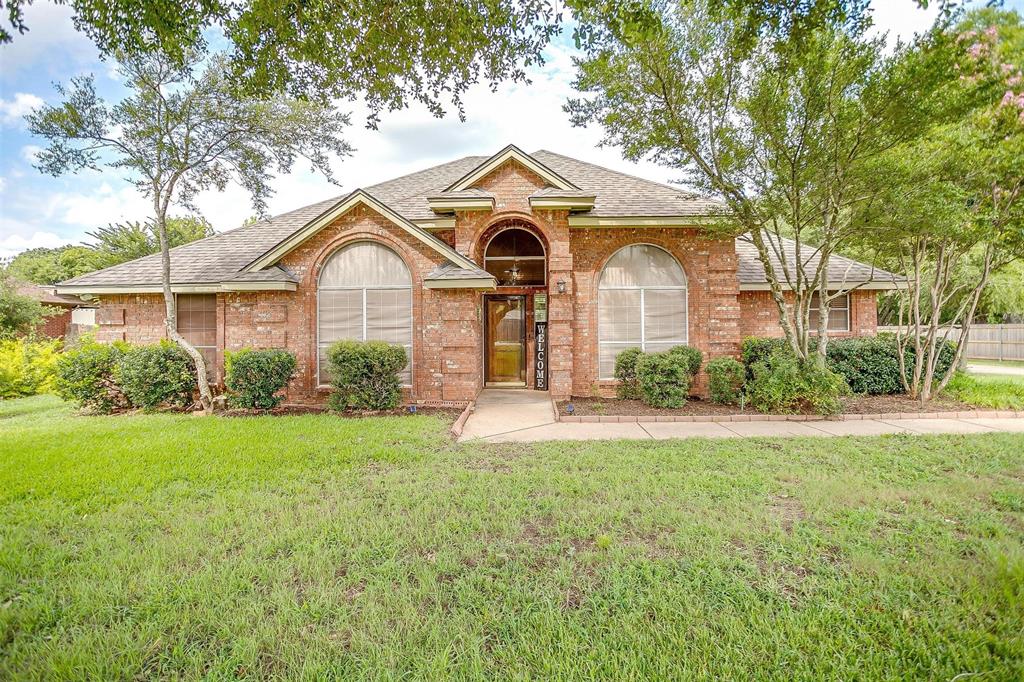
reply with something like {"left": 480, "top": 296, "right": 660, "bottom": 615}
{"left": 597, "top": 244, "right": 688, "bottom": 379}
{"left": 317, "top": 242, "right": 413, "bottom": 385}
{"left": 176, "top": 294, "right": 217, "bottom": 378}
{"left": 809, "top": 292, "right": 850, "bottom": 332}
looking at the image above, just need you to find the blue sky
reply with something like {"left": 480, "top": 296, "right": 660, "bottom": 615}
{"left": 1, "top": 0, "right": 1018, "bottom": 260}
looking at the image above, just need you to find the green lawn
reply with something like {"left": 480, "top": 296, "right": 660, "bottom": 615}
{"left": 948, "top": 372, "right": 1024, "bottom": 409}
{"left": 2, "top": 396, "right": 1023, "bottom": 680}
{"left": 970, "top": 359, "right": 1024, "bottom": 370}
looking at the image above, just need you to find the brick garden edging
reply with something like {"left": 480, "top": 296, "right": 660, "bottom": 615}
{"left": 450, "top": 401, "right": 475, "bottom": 439}
{"left": 557, "top": 410, "right": 1024, "bottom": 424}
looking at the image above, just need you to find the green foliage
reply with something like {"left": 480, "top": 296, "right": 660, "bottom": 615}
{"left": 0, "top": 337, "right": 62, "bottom": 398}
{"left": 54, "top": 338, "right": 128, "bottom": 413}
{"left": 706, "top": 357, "right": 745, "bottom": 405}
{"left": 1, "top": 0, "right": 561, "bottom": 121}
{"left": 945, "top": 372, "right": 1024, "bottom": 410}
{"left": 5, "top": 245, "right": 99, "bottom": 284}
{"left": 86, "top": 216, "right": 215, "bottom": 269}
{"left": 740, "top": 337, "right": 788, "bottom": 380}
{"left": 668, "top": 345, "right": 703, "bottom": 377}
{"left": 613, "top": 347, "right": 644, "bottom": 400}
{"left": 115, "top": 341, "right": 196, "bottom": 410}
{"left": 224, "top": 348, "right": 296, "bottom": 410}
{"left": 0, "top": 272, "right": 51, "bottom": 338}
{"left": 634, "top": 346, "right": 701, "bottom": 409}
{"left": 325, "top": 340, "right": 408, "bottom": 411}
{"left": 746, "top": 351, "right": 849, "bottom": 415}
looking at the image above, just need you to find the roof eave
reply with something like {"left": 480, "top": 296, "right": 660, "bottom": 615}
{"left": 423, "top": 277, "right": 497, "bottom": 290}
{"left": 738, "top": 281, "right": 907, "bottom": 291}
{"left": 568, "top": 215, "right": 730, "bottom": 227}
{"left": 54, "top": 281, "right": 299, "bottom": 296}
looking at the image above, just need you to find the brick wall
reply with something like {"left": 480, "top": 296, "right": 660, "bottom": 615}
{"left": 738, "top": 289, "right": 878, "bottom": 339}
{"left": 89, "top": 157, "right": 880, "bottom": 406}
{"left": 568, "top": 228, "right": 741, "bottom": 398}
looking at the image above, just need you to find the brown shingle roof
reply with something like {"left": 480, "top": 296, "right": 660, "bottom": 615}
{"left": 56, "top": 147, "right": 892, "bottom": 291}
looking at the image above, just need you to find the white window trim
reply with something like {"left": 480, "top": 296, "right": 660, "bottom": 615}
{"left": 316, "top": 244, "right": 414, "bottom": 388}
{"left": 597, "top": 244, "right": 689, "bottom": 380}
{"left": 809, "top": 292, "right": 851, "bottom": 333}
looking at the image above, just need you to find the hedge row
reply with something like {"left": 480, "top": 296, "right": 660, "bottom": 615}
{"left": 614, "top": 345, "right": 703, "bottom": 408}
{"left": 740, "top": 334, "right": 956, "bottom": 395}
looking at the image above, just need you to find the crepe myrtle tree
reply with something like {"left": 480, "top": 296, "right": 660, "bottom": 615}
{"left": 860, "top": 11, "right": 1024, "bottom": 401}
{"left": 27, "top": 50, "right": 352, "bottom": 411}
{"left": 566, "top": 0, "right": 979, "bottom": 366}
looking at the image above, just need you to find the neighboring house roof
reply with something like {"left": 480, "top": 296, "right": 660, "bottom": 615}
{"left": 735, "top": 236, "right": 905, "bottom": 290}
{"left": 54, "top": 146, "right": 897, "bottom": 294}
{"left": 13, "top": 280, "right": 82, "bottom": 307}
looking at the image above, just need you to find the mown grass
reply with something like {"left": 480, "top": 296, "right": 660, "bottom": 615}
{"left": 948, "top": 372, "right": 1024, "bottom": 409}
{"left": 2, "top": 395, "right": 1023, "bottom": 680}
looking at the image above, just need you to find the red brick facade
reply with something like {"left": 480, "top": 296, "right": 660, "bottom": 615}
{"left": 90, "top": 159, "right": 879, "bottom": 405}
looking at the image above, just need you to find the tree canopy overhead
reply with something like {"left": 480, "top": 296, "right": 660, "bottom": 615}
{"left": 1, "top": 0, "right": 564, "bottom": 122}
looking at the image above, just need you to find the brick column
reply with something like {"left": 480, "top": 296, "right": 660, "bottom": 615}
{"left": 544, "top": 213, "right": 574, "bottom": 399}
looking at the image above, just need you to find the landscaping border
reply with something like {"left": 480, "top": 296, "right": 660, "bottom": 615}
{"left": 450, "top": 400, "right": 475, "bottom": 439}
{"left": 557, "top": 409, "right": 1024, "bottom": 423}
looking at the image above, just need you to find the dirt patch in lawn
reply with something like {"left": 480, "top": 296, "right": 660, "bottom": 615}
{"left": 557, "top": 393, "right": 975, "bottom": 417}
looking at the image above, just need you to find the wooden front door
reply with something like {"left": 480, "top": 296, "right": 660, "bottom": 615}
{"left": 485, "top": 295, "right": 526, "bottom": 385}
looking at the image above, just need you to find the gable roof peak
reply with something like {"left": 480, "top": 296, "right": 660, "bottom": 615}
{"left": 444, "top": 143, "right": 579, "bottom": 192}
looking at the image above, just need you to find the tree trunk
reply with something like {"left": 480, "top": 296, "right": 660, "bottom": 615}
{"left": 154, "top": 204, "right": 213, "bottom": 412}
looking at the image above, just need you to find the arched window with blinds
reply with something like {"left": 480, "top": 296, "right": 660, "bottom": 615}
{"left": 597, "top": 244, "right": 688, "bottom": 379}
{"left": 317, "top": 242, "right": 413, "bottom": 385}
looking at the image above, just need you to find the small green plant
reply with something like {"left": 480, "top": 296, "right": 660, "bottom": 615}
{"left": 326, "top": 340, "right": 408, "bottom": 411}
{"left": 634, "top": 346, "right": 701, "bottom": 409}
{"left": 746, "top": 351, "right": 849, "bottom": 415}
{"left": 706, "top": 356, "right": 745, "bottom": 405}
{"left": 224, "top": 348, "right": 297, "bottom": 410}
{"left": 116, "top": 341, "right": 196, "bottom": 410}
{"left": 613, "top": 347, "right": 644, "bottom": 400}
{"left": 0, "top": 337, "right": 62, "bottom": 399}
{"left": 668, "top": 345, "right": 703, "bottom": 377}
{"left": 54, "top": 338, "right": 129, "bottom": 413}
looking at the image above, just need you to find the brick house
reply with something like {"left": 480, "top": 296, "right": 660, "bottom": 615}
{"left": 55, "top": 145, "right": 900, "bottom": 405}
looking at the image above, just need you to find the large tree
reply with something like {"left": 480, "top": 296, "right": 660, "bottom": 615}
{"left": 5, "top": 245, "right": 99, "bottom": 285}
{"left": 860, "top": 10, "right": 1024, "bottom": 401}
{"left": 567, "top": 0, "right": 983, "bottom": 366}
{"left": 27, "top": 50, "right": 351, "bottom": 411}
{"left": 1, "top": 0, "right": 563, "bottom": 121}
{"left": 86, "top": 216, "right": 215, "bottom": 269}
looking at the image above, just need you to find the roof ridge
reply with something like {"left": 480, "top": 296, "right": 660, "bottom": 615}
{"left": 365, "top": 154, "right": 489, "bottom": 201}
{"left": 532, "top": 149, "right": 711, "bottom": 202}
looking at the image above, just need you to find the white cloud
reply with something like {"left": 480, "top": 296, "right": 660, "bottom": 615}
{"left": 0, "top": 93, "right": 44, "bottom": 127}
{"left": 19, "top": 145, "right": 41, "bottom": 163}
{"left": 0, "top": 177, "right": 6, "bottom": 193}
{"left": 0, "top": 231, "right": 67, "bottom": 259}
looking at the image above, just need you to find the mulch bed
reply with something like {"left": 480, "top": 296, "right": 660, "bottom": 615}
{"left": 557, "top": 393, "right": 976, "bottom": 418}
{"left": 221, "top": 405, "right": 464, "bottom": 419}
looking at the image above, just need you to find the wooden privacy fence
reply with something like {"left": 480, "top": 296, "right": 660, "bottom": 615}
{"left": 878, "top": 324, "right": 1024, "bottom": 361}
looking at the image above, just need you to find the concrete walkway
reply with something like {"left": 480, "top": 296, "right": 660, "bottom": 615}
{"left": 968, "top": 363, "right": 1024, "bottom": 377}
{"left": 458, "top": 389, "right": 555, "bottom": 442}
{"left": 458, "top": 391, "right": 1024, "bottom": 442}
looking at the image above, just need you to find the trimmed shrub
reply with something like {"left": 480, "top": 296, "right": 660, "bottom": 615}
{"left": 224, "top": 348, "right": 296, "bottom": 410}
{"left": 634, "top": 345, "right": 702, "bottom": 409}
{"left": 116, "top": 341, "right": 196, "bottom": 410}
{"left": 326, "top": 340, "right": 407, "bottom": 411}
{"left": 826, "top": 336, "right": 902, "bottom": 394}
{"left": 55, "top": 338, "right": 128, "bottom": 413}
{"left": 0, "top": 337, "right": 62, "bottom": 398}
{"left": 740, "top": 336, "right": 788, "bottom": 380}
{"left": 668, "top": 344, "right": 703, "bottom": 377}
{"left": 706, "top": 357, "right": 745, "bottom": 405}
{"left": 613, "top": 347, "right": 644, "bottom": 400}
{"left": 903, "top": 337, "right": 957, "bottom": 384}
{"left": 746, "top": 350, "right": 849, "bottom": 415}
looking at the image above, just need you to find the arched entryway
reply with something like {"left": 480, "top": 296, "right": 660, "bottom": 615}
{"left": 477, "top": 220, "right": 548, "bottom": 388}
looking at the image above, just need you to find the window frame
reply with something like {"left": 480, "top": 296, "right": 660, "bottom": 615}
{"left": 809, "top": 291, "right": 851, "bottom": 333}
{"left": 597, "top": 244, "right": 689, "bottom": 380}
{"left": 316, "top": 242, "right": 414, "bottom": 388}
{"left": 483, "top": 226, "right": 547, "bottom": 286}
{"left": 175, "top": 293, "right": 218, "bottom": 381}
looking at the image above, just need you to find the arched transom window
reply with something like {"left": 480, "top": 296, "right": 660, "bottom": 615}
{"left": 598, "top": 244, "right": 688, "bottom": 379}
{"left": 484, "top": 227, "right": 545, "bottom": 286}
{"left": 318, "top": 242, "right": 412, "bottom": 385}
